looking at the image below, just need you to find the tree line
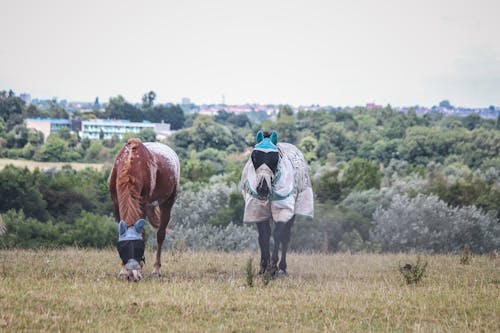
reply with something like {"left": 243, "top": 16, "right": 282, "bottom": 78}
{"left": 0, "top": 90, "right": 499, "bottom": 252}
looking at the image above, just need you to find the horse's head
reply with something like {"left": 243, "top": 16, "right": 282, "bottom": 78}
{"left": 251, "top": 130, "right": 280, "bottom": 200}
{"left": 117, "top": 219, "right": 145, "bottom": 282}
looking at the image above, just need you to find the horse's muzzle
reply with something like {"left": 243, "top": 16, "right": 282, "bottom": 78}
{"left": 124, "top": 259, "right": 142, "bottom": 282}
{"left": 257, "top": 179, "right": 270, "bottom": 200}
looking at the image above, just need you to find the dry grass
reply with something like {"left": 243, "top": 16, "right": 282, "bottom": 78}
{"left": 0, "top": 249, "right": 498, "bottom": 332}
{"left": 0, "top": 158, "right": 108, "bottom": 172}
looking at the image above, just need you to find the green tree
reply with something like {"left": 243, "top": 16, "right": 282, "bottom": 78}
{"left": 299, "top": 136, "right": 318, "bottom": 162}
{"left": 34, "top": 135, "right": 73, "bottom": 161}
{"left": 0, "top": 91, "right": 25, "bottom": 131}
{"left": 188, "top": 115, "right": 233, "bottom": 151}
{"left": 277, "top": 105, "right": 294, "bottom": 118}
{"left": 439, "top": 100, "right": 452, "bottom": 109}
{"left": 141, "top": 91, "right": 156, "bottom": 109}
{"left": 317, "top": 122, "right": 348, "bottom": 159}
{"left": 0, "top": 166, "right": 49, "bottom": 221}
{"left": 313, "top": 168, "right": 342, "bottom": 203}
{"left": 182, "top": 158, "right": 215, "bottom": 183}
{"left": 274, "top": 113, "right": 297, "bottom": 143}
{"left": 104, "top": 95, "right": 142, "bottom": 121}
{"left": 0, "top": 209, "right": 65, "bottom": 248}
{"left": 342, "top": 158, "right": 381, "bottom": 192}
{"left": 71, "top": 212, "right": 116, "bottom": 247}
{"left": 5, "top": 124, "right": 30, "bottom": 148}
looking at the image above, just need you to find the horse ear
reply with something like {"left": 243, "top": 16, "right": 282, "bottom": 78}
{"left": 256, "top": 131, "right": 264, "bottom": 143}
{"left": 135, "top": 219, "right": 146, "bottom": 233}
{"left": 119, "top": 220, "right": 127, "bottom": 235}
{"left": 270, "top": 131, "right": 278, "bottom": 145}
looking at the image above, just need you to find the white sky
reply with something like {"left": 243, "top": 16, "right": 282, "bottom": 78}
{"left": 1, "top": 0, "right": 499, "bottom": 107}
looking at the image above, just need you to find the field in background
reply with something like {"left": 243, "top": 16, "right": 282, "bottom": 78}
{"left": 0, "top": 158, "right": 108, "bottom": 171}
{"left": 0, "top": 249, "right": 498, "bottom": 332}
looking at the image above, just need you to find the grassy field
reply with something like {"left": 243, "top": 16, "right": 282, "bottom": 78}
{"left": 0, "top": 158, "right": 108, "bottom": 171}
{"left": 0, "top": 249, "right": 498, "bottom": 332}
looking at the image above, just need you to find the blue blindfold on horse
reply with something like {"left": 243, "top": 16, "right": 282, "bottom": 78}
{"left": 252, "top": 131, "right": 280, "bottom": 173}
{"left": 117, "top": 219, "right": 145, "bottom": 266}
{"left": 250, "top": 131, "right": 282, "bottom": 200}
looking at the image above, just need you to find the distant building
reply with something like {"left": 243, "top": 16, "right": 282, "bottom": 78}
{"left": 19, "top": 93, "right": 31, "bottom": 104}
{"left": 153, "top": 122, "right": 173, "bottom": 140}
{"left": 25, "top": 118, "right": 173, "bottom": 141}
{"left": 25, "top": 118, "right": 71, "bottom": 141}
{"left": 81, "top": 119, "right": 172, "bottom": 140}
{"left": 366, "top": 103, "right": 382, "bottom": 110}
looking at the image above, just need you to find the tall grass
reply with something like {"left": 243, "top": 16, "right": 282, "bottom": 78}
{"left": 0, "top": 249, "right": 498, "bottom": 332}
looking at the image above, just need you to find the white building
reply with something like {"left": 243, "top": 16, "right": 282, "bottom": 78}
{"left": 81, "top": 119, "right": 169, "bottom": 140}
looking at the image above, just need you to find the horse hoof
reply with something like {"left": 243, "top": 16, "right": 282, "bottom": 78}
{"left": 151, "top": 272, "right": 162, "bottom": 278}
{"left": 275, "top": 269, "right": 288, "bottom": 277}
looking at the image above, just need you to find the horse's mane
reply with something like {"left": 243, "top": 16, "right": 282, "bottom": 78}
{"left": 117, "top": 138, "right": 146, "bottom": 226}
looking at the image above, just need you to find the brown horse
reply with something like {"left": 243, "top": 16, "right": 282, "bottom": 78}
{"left": 109, "top": 138, "right": 180, "bottom": 280}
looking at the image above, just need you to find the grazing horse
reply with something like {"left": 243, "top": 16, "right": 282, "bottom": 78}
{"left": 240, "top": 131, "right": 314, "bottom": 276}
{"left": 109, "top": 138, "right": 180, "bottom": 281}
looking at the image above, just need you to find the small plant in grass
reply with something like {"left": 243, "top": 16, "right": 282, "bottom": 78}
{"left": 0, "top": 214, "right": 5, "bottom": 236}
{"left": 171, "top": 239, "right": 186, "bottom": 261}
{"left": 460, "top": 244, "right": 471, "bottom": 265}
{"left": 246, "top": 257, "right": 254, "bottom": 287}
{"left": 399, "top": 256, "right": 428, "bottom": 285}
{"left": 262, "top": 269, "right": 272, "bottom": 286}
{"left": 488, "top": 250, "right": 497, "bottom": 261}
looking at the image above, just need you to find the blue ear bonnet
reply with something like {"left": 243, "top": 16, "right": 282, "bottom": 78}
{"left": 254, "top": 138, "right": 278, "bottom": 151}
{"left": 118, "top": 219, "right": 145, "bottom": 241}
{"left": 254, "top": 130, "right": 279, "bottom": 151}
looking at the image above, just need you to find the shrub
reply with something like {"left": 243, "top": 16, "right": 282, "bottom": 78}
{"left": 371, "top": 194, "right": 499, "bottom": 253}
{"left": 399, "top": 256, "right": 428, "bottom": 285}
{"left": 70, "top": 212, "right": 116, "bottom": 248}
{"left": 0, "top": 209, "right": 65, "bottom": 248}
{"left": 161, "top": 223, "right": 258, "bottom": 252}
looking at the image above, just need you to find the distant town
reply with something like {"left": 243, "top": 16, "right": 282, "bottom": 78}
{"left": 18, "top": 93, "right": 500, "bottom": 120}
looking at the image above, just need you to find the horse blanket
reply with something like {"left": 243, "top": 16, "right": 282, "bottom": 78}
{"left": 241, "top": 142, "right": 314, "bottom": 223}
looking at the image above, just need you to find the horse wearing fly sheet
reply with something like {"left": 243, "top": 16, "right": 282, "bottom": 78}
{"left": 109, "top": 138, "right": 180, "bottom": 281}
{"left": 240, "top": 131, "right": 314, "bottom": 276}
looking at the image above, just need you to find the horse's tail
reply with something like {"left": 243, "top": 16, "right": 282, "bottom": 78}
{"left": 124, "top": 138, "right": 142, "bottom": 174}
{"left": 117, "top": 138, "right": 144, "bottom": 226}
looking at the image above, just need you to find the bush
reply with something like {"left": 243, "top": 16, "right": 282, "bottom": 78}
{"left": 70, "top": 212, "right": 116, "bottom": 248}
{"left": 399, "top": 256, "right": 428, "bottom": 285}
{"left": 371, "top": 194, "right": 499, "bottom": 253}
{"left": 161, "top": 182, "right": 257, "bottom": 251}
{"left": 172, "top": 182, "right": 235, "bottom": 228}
{"left": 291, "top": 204, "right": 371, "bottom": 252}
{"left": 0, "top": 209, "right": 117, "bottom": 249}
{"left": 0, "top": 209, "right": 65, "bottom": 248}
{"left": 160, "top": 223, "right": 258, "bottom": 252}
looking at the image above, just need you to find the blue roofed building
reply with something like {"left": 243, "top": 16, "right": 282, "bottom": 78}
{"left": 25, "top": 118, "right": 72, "bottom": 141}
{"left": 25, "top": 118, "right": 173, "bottom": 141}
{"left": 81, "top": 119, "right": 171, "bottom": 140}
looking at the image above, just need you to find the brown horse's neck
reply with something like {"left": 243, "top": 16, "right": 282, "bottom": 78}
{"left": 117, "top": 139, "right": 151, "bottom": 226}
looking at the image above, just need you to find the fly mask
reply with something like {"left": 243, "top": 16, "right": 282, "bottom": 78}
{"left": 251, "top": 131, "right": 280, "bottom": 200}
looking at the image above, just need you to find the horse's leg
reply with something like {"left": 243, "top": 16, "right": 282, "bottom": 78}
{"left": 278, "top": 216, "right": 295, "bottom": 274}
{"left": 118, "top": 264, "right": 128, "bottom": 279}
{"left": 153, "top": 198, "right": 175, "bottom": 276}
{"left": 256, "top": 221, "right": 271, "bottom": 274}
{"left": 271, "top": 221, "right": 285, "bottom": 275}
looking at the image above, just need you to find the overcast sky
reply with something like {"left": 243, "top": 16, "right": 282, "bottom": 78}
{"left": 1, "top": 0, "right": 499, "bottom": 107}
